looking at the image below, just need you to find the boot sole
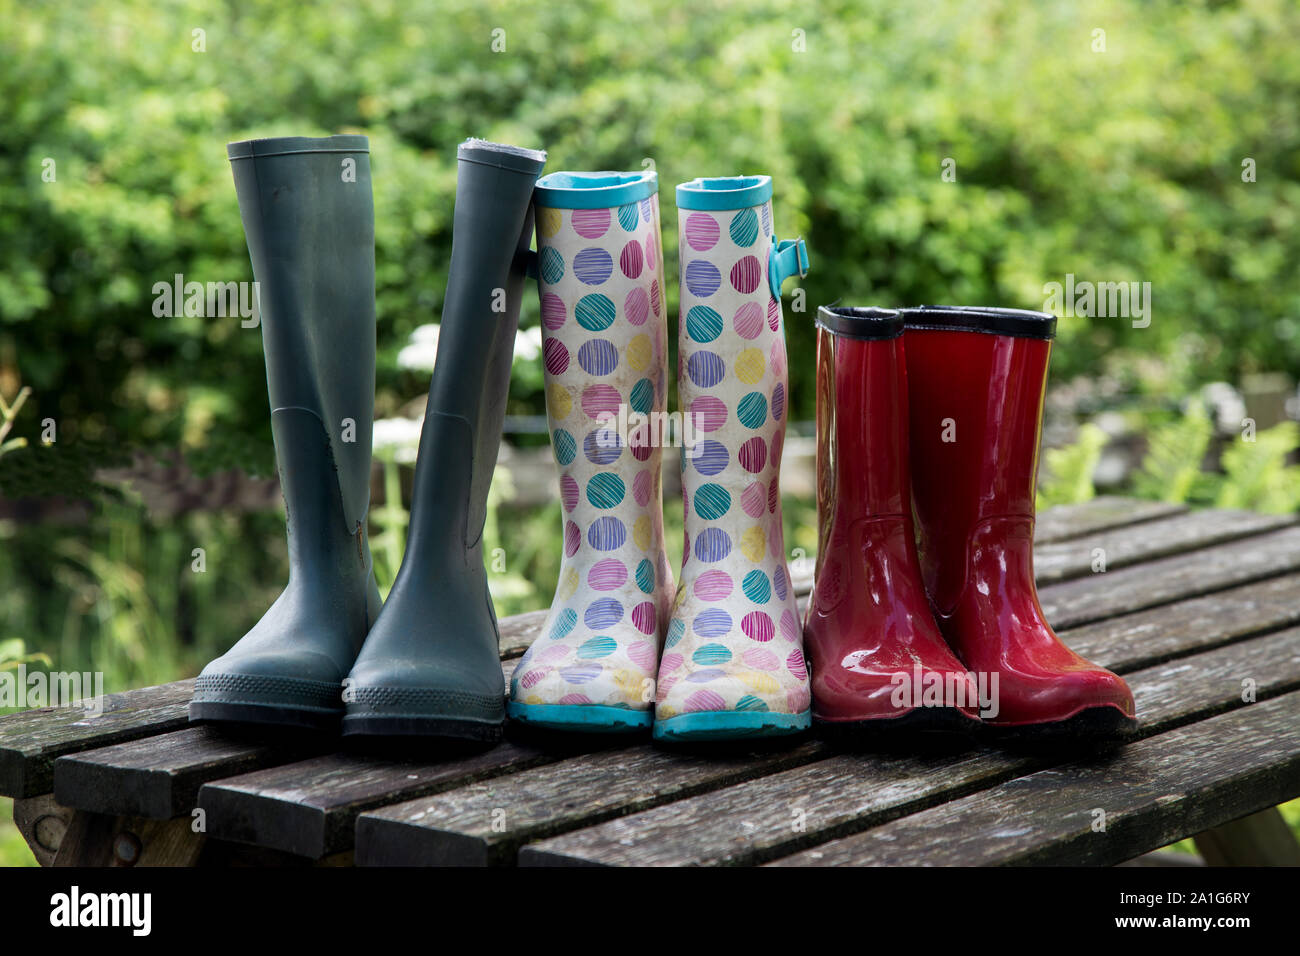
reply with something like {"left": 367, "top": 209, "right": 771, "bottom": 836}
{"left": 341, "top": 713, "right": 503, "bottom": 742}
{"left": 982, "top": 705, "right": 1139, "bottom": 750}
{"left": 653, "top": 709, "right": 811, "bottom": 742}
{"left": 507, "top": 702, "right": 653, "bottom": 734}
{"left": 189, "top": 699, "right": 341, "bottom": 732}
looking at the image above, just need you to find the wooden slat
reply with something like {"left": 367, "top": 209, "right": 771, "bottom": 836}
{"left": 1039, "top": 525, "right": 1300, "bottom": 631}
{"left": 1033, "top": 509, "right": 1292, "bottom": 584}
{"left": 0, "top": 679, "right": 194, "bottom": 798}
{"left": 498, "top": 609, "right": 547, "bottom": 659}
{"left": 53, "top": 726, "right": 329, "bottom": 820}
{"left": 517, "top": 628, "right": 1300, "bottom": 866}
{"left": 768, "top": 690, "right": 1300, "bottom": 866}
{"left": 196, "top": 741, "right": 563, "bottom": 859}
{"left": 1032, "top": 497, "right": 1187, "bottom": 544}
{"left": 1062, "top": 572, "right": 1300, "bottom": 673}
{"left": 355, "top": 741, "right": 827, "bottom": 866}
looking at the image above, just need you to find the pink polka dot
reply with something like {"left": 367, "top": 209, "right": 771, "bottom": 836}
{"left": 741, "top": 481, "right": 766, "bottom": 518}
{"left": 541, "top": 293, "right": 567, "bottom": 330}
{"left": 572, "top": 207, "right": 610, "bottom": 238}
{"left": 684, "top": 213, "right": 719, "bottom": 251}
{"left": 733, "top": 302, "right": 764, "bottom": 339}
{"left": 544, "top": 338, "right": 570, "bottom": 375}
{"left": 742, "top": 612, "right": 774, "bottom": 642}
{"left": 768, "top": 478, "right": 779, "bottom": 514}
{"left": 520, "top": 667, "right": 550, "bottom": 688}
{"left": 645, "top": 233, "right": 658, "bottom": 271}
{"left": 625, "top": 287, "right": 649, "bottom": 326}
{"left": 650, "top": 279, "right": 661, "bottom": 317}
{"left": 620, "top": 240, "right": 644, "bottom": 279}
{"left": 633, "top": 470, "right": 652, "bottom": 506}
{"left": 694, "top": 569, "right": 734, "bottom": 601}
{"left": 631, "top": 442, "right": 653, "bottom": 462}
{"left": 685, "top": 689, "right": 727, "bottom": 712}
{"left": 770, "top": 339, "right": 786, "bottom": 377}
{"left": 628, "top": 641, "right": 656, "bottom": 671}
{"left": 632, "top": 601, "right": 656, "bottom": 635}
{"left": 588, "top": 558, "right": 627, "bottom": 590}
{"left": 767, "top": 297, "right": 780, "bottom": 331}
{"left": 739, "top": 436, "right": 768, "bottom": 473}
{"left": 659, "top": 653, "right": 684, "bottom": 675}
{"left": 742, "top": 647, "right": 780, "bottom": 671}
{"left": 559, "top": 692, "right": 593, "bottom": 705}
{"left": 582, "top": 384, "right": 622, "bottom": 420}
{"left": 780, "top": 609, "right": 799, "bottom": 642}
{"left": 560, "top": 474, "right": 579, "bottom": 511}
{"left": 730, "top": 255, "right": 762, "bottom": 294}
{"left": 770, "top": 430, "right": 784, "bottom": 467}
{"left": 786, "top": 648, "right": 808, "bottom": 681}
{"left": 564, "top": 521, "right": 581, "bottom": 557}
{"left": 537, "top": 644, "right": 571, "bottom": 664}
{"left": 688, "top": 395, "right": 728, "bottom": 432}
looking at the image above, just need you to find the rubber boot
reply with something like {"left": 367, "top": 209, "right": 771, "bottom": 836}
{"left": 342, "top": 139, "right": 547, "bottom": 741}
{"left": 901, "top": 306, "right": 1138, "bottom": 742}
{"left": 190, "top": 135, "right": 381, "bottom": 731}
{"left": 507, "top": 172, "right": 674, "bottom": 733}
{"left": 653, "top": 175, "right": 812, "bottom": 742}
{"left": 802, "top": 307, "right": 983, "bottom": 737}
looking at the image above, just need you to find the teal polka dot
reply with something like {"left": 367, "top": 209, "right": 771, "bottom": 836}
{"left": 550, "top": 607, "right": 578, "bottom": 639}
{"left": 540, "top": 247, "right": 565, "bottom": 283}
{"left": 586, "top": 473, "right": 626, "bottom": 508}
{"left": 685, "top": 306, "right": 723, "bottom": 343}
{"left": 742, "top": 569, "right": 771, "bottom": 603}
{"left": 617, "top": 202, "right": 640, "bottom": 231}
{"left": 735, "top": 694, "right": 770, "bottom": 712}
{"left": 665, "top": 618, "right": 686, "bottom": 648}
{"left": 692, "top": 643, "right": 732, "bottom": 666}
{"left": 577, "top": 636, "right": 618, "bottom": 659}
{"left": 553, "top": 429, "right": 576, "bottom": 465}
{"left": 693, "top": 483, "right": 732, "bottom": 520}
{"left": 635, "top": 558, "right": 655, "bottom": 593}
{"left": 737, "top": 392, "right": 768, "bottom": 429}
{"left": 575, "top": 293, "right": 616, "bottom": 331}
{"left": 729, "top": 208, "right": 759, "bottom": 247}
{"left": 630, "top": 378, "right": 653, "bottom": 414}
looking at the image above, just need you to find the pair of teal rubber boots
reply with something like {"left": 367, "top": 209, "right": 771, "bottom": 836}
{"left": 190, "top": 136, "right": 546, "bottom": 742}
{"left": 191, "top": 135, "right": 810, "bottom": 744}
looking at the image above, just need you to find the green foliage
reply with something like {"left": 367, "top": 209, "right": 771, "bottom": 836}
{"left": 1132, "top": 404, "right": 1215, "bottom": 504}
{"left": 1038, "top": 423, "right": 1108, "bottom": 509}
{"left": 1215, "top": 421, "right": 1300, "bottom": 513}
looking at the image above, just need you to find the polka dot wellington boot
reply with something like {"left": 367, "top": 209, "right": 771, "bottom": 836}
{"left": 507, "top": 171, "right": 674, "bottom": 733}
{"left": 653, "top": 175, "right": 812, "bottom": 742}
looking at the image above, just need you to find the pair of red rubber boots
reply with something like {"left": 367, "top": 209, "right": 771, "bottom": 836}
{"left": 803, "top": 306, "right": 1138, "bottom": 743}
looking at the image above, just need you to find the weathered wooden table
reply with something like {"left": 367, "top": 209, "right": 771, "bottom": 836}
{"left": 4, "top": 497, "right": 1300, "bottom": 866}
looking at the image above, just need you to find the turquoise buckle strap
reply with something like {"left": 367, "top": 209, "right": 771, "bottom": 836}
{"left": 768, "top": 237, "right": 809, "bottom": 298}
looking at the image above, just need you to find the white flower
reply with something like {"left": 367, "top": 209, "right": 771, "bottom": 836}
{"left": 372, "top": 416, "right": 423, "bottom": 464}
{"left": 397, "top": 324, "right": 440, "bottom": 372}
{"left": 514, "top": 325, "right": 543, "bottom": 363}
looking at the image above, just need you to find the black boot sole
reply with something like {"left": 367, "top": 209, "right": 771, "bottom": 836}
{"left": 189, "top": 699, "right": 342, "bottom": 732}
{"left": 982, "top": 706, "right": 1139, "bottom": 753}
{"left": 340, "top": 713, "right": 504, "bottom": 743}
{"left": 815, "top": 706, "right": 983, "bottom": 752}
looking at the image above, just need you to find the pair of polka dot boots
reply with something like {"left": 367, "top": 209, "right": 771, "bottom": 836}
{"left": 507, "top": 171, "right": 812, "bottom": 741}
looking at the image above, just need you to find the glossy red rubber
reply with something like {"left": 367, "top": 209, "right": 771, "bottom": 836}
{"left": 902, "top": 319, "right": 1137, "bottom": 730}
{"left": 804, "top": 316, "right": 981, "bottom": 727}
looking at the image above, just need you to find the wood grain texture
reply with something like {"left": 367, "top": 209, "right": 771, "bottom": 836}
{"left": 518, "top": 628, "right": 1300, "bottom": 866}
{"left": 354, "top": 740, "right": 828, "bottom": 866}
{"left": 1033, "top": 509, "right": 1292, "bottom": 584}
{"left": 1032, "top": 498, "right": 1186, "bottom": 545}
{"left": 53, "top": 726, "right": 329, "bottom": 820}
{"left": 1038, "top": 525, "right": 1300, "bottom": 631}
{"left": 196, "top": 741, "right": 562, "bottom": 858}
{"left": 0, "top": 679, "right": 194, "bottom": 798}
{"left": 768, "top": 691, "right": 1300, "bottom": 866}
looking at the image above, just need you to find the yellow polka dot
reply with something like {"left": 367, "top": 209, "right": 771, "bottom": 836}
{"left": 523, "top": 693, "right": 545, "bottom": 705}
{"left": 658, "top": 704, "right": 677, "bottom": 719}
{"left": 633, "top": 515, "right": 651, "bottom": 551}
{"left": 537, "top": 207, "right": 561, "bottom": 238}
{"left": 741, "top": 525, "right": 766, "bottom": 561}
{"left": 738, "top": 671, "right": 780, "bottom": 695}
{"left": 627, "top": 334, "right": 652, "bottom": 371}
{"left": 736, "top": 348, "right": 765, "bottom": 384}
{"left": 559, "top": 569, "right": 579, "bottom": 600}
{"left": 548, "top": 383, "right": 572, "bottom": 419}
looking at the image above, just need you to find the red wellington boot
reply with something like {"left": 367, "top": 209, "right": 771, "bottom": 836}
{"left": 803, "top": 307, "right": 983, "bottom": 736}
{"left": 901, "top": 306, "right": 1138, "bottom": 742}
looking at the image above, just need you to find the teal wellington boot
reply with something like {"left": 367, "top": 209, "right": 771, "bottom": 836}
{"left": 342, "top": 140, "right": 547, "bottom": 741}
{"left": 190, "top": 135, "right": 381, "bottom": 731}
